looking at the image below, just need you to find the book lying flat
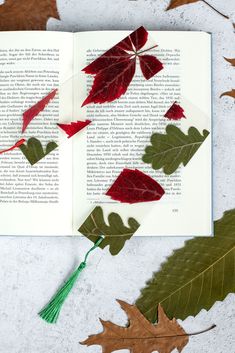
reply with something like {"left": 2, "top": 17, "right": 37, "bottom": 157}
{"left": 0, "top": 30, "right": 212, "bottom": 236}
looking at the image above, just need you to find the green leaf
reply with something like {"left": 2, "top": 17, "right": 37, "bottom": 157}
{"left": 142, "top": 125, "right": 209, "bottom": 175}
{"left": 19, "top": 137, "right": 58, "bottom": 165}
{"left": 78, "top": 206, "right": 140, "bottom": 256}
{"left": 135, "top": 209, "right": 235, "bottom": 322}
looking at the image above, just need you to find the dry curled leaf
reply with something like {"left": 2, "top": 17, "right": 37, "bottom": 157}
{"left": 167, "top": 0, "right": 199, "bottom": 11}
{"left": 0, "top": 0, "right": 60, "bottom": 30}
{"left": 220, "top": 89, "right": 235, "bottom": 99}
{"left": 224, "top": 58, "right": 235, "bottom": 67}
{"left": 81, "top": 300, "right": 189, "bottom": 353}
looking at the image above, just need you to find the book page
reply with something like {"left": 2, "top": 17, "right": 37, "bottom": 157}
{"left": 73, "top": 31, "right": 212, "bottom": 237}
{"left": 0, "top": 32, "right": 73, "bottom": 235}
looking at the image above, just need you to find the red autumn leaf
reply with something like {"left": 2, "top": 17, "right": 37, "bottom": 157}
{"left": 0, "top": 139, "right": 25, "bottom": 155}
{"left": 82, "top": 26, "right": 163, "bottom": 106}
{"left": 164, "top": 101, "right": 186, "bottom": 120}
{"left": 22, "top": 89, "right": 57, "bottom": 133}
{"left": 106, "top": 168, "right": 165, "bottom": 204}
{"left": 57, "top": 120, "right": 92, "bottom": 138}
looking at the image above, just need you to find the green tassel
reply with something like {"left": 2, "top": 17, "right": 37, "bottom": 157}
{"left": 38, "top": 236, "right": 104, "bottom": 324}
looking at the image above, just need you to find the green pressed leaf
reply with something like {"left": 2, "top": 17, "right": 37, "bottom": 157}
{"left": 78, "top": 206, "right": 140, "bottom": 256}
{"left": 19, "top": 137, "right": 58, "bottom": 165}
{"left": 142, "top": 125, "right": 209, "bottom": 175}
{"left": 135, "top": 209, "right": 235, "bottom": 322}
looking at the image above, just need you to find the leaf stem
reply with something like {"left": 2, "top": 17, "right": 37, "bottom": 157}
{"left": 105, "top": 324, "right": 216, "bottom": 340}
{"left": 137, "top": 44, "right": 158, "bottom": 55}
{"left": 202, "top": 0, "right": 229, "bottom": 20}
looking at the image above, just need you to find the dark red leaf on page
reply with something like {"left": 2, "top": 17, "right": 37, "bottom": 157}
{"left": 139, "top": 55, "right": 164, "bottom": 80}
{"left": 106, "top": 168, "right": 165, "bottom": 204}
{"left": 164, "top": 102, "right": 186, "bottom": 120}
{"left": 57, "top": 120, "right": 91, "bottom": 138}
{"left": 0, "top": 139, "right": 25, "bottom": 155}
{"left": 22, "top": 89, "right": 57, "bottom": 133}
{"left": 82, "top": 27, "right": 163, "bottom": 106}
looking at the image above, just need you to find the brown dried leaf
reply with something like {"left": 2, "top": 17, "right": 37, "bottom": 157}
{"left": 81, "top": 300, "right": 189, "bottom": 353}
{"left": 220, "top": 89, "right": 235, "bottom": 99}
{"left": 166, "top": 0, "right": 199, "bottom": 11}
{"left": 0, "top": 0, "right": 60, "bottom": 30}
{"left": 224, "top": 57, "right": 235, "bottom": 67}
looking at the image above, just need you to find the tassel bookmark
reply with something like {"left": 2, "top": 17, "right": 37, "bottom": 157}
{"left": 38, "top": 236, "right": 104, "bottom": 324}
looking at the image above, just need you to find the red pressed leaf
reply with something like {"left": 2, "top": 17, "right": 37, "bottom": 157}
{"left": 139, "top": 55, "right": 164, "bottom": 80}
{"left": 0, "top": 139, "right": 25, "bottom": 155}
{"left": 57, "top": 120, "right": 91, "bottom": 138}
{"left": 164, "top": 101, "right": 186, "bottom": 120}
{"left": 106, "top": 168, "right": 165, "bottom": 204}
{"left": 82, "top": 26, "right": 163, "bottom": 106}
{"left": 22, "top": 89, "right": 57, "bottom": 133}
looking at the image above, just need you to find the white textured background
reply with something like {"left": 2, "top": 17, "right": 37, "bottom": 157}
{"left": 0, "top": 0, "right": 235, "bottom": 352}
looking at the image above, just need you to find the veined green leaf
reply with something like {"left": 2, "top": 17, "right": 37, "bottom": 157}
{"left": 78, "top": 206, "right": 140, "bottom": 256}
{"left": 19, "top": 137, "right": 58, "bottom": 165}
{"left": 142, "top": 125, "right": 209, "bottom": 175}
{"left": 135, "top": 209, "right": 235, "bottom": 322}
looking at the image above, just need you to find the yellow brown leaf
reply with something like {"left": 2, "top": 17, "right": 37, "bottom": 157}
{"left": 166, "top": 0, "right": 199, "bottom": 11}
{"left": 81, "top": 300, "right": 189, "bottom": 353}
{"left": 220, "top": 89, "right": 235, "bottom": 99}
{"left": 0, "top": 0, "right": 60, "bottom": 30}
{"left": 224, "top": 58, "right": 235, "bottom": 67}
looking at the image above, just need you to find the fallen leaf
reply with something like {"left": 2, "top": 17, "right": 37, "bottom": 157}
{"left": 0, "top": 0, "right": 60, "bottom": 30}
{"left": 224, "top": 57, "right": 235, "bottom": 67}
{"left": 220, "top": 89, "right": 235, "bottom": 99}
{"left": 57, "top": 120, "right": 91, "bottom": 138}
{"left": 22, "top": 89, "right": 58, "bottom": 133}
{"left": 81, "top": 300, "right": 189, "bottom": 353}
{"left": 164, "top": 102, "right": 186, "bottom": 120}
{"left": 166, "top": 0, "right": 229, "bottom": 21}
{"left": 78, "top": 206, "right": 140, "bottom": 256}
{"left": 142, "top": 125, "right": 209, "bottom": 175}
{"left": 166, "top": 0, "right": 199, "bottom": 10}
{"left": 82, "top": 26, "right": 163, "bottom": 106}
{"left": 106, "top": 168, "right": 165, "bottom": 203}
{"left": 136, "top": 209, "right": 235, "bottom": 322}
{"left": 19, "top": 137, "right": 58, "bottom": 165}
{"left": 0, "top": 139, "right": 26, "bottom": 155}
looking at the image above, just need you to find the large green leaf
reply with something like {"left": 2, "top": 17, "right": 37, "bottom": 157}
{"left": 19, "top": 137, "right": 58, "bottom": 165}
{"left": 135, "top": 209, "right": 235, "bottom": 322}
{"left": 142, "top": 125, "right": 209, "bottom": 175}
{"left": 78, "top": 206, "right": 140, "bottom": 256}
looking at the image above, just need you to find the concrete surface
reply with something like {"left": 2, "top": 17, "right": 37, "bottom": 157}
{"left": 0, "top": 0, "right": 235, "bottom": 352}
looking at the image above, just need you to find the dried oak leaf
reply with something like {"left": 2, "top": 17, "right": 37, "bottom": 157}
{"left": 166, "top": 0, "right": 199, "bottom": 10}
{"left": 22, "top": 89, "right": 58, "bottom": 133}
{"left": 164, "top": 102, "right": 186, "bottom": 120}
{"left": 81, "top": 300, "right": 189, "bottom": 353}
{"left": 0, "top": 0, "right": 60, "bottom": 31}
{"left": 57, "top": 120, "right": 91, "bottom": 138}
{"left": 106, "top": 168, "right": 165, "bottom": 203}
{"left": 220, "top": 89, "right": 235, "bottom": 99}
{"left": 224, "top": 58, "right": 235, "bottom": 67}
{"left": 82, "top": 26, "right": 163, "bottom": 106}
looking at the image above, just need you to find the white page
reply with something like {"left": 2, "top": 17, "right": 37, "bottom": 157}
{"left": 0, "top": 32, "right": 73, "bottom": 236}
{"left": 73, "top": 30, "right": 212, "bottom": 236}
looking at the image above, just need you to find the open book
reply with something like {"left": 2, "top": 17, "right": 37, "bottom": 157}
{"left": 0, "top": 30, "right": 212, "bottom": 236}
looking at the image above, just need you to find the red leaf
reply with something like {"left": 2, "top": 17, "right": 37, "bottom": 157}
{"left": 139, "top": 55, "right": 164, "bottom": 80}
{"left": 0, "top": 139, "right": 25, "bottom": 155}
{"left": 164, "top": 101, "right": 186, "bottom": 120}
{"left": 106, "top": 168, "right": 165, "bottom": 204}
{"left": 82, "top": 26, "right": 163, "bottom": 106}
{"left": 22, "top": 89, "right": 57, "bottom": 133}
{"left": 57, "top": 120, "right": 91, "bottom": 138}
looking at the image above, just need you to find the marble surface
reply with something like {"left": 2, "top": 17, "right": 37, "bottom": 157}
{"left": 0, "top": 0, "right": 235, "bottom": 352}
